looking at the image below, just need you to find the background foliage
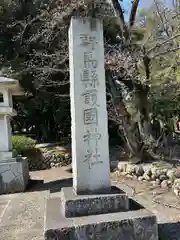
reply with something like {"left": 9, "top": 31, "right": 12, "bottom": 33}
{"left": 12, "top": 135, "right": 36, "bottom": 154}
{"left": 0, "top": 0, "right": 179, "bottom": 162}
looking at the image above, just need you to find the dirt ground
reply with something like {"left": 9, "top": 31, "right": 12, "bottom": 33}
{"left": 0, "top": 166, "right": 180, "bottom": 240}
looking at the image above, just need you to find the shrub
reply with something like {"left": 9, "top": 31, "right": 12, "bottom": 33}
{"left": 12, "top": 135, "right": 36, "bottom": 155}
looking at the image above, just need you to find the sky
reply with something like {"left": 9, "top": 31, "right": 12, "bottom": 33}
{"left": 121, "top": 0, "right": 151, "bottom": 20}
{"left": 121, "top": 0, "right": 173, "bottom": 20}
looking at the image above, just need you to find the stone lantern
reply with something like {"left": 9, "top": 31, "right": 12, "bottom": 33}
{"left": 0, "top": 77, "right": 29, "bottom": 194}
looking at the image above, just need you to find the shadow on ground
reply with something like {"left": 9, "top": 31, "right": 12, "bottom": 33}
{"left": 26, "top": 178, "right": 72, "bottom": 193}
{"left": 158, "top": 222, "right": 180, "bottom": 240}
{"left": 67, "top": 166, "right": 117, "bottom": 174}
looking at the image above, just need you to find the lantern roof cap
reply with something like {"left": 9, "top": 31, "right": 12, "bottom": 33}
{"left": 0, "top": 77, "right": 24, "bottom": 95}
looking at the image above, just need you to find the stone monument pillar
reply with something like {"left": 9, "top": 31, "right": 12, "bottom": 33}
{"left": 0, "top": 77, "right": 29, "bottom": 194}
{"left": 44, "top": 17, "right": 158, "bottom": 240}
{"left": 69, "top": 17, "right": 111, "bottom": 194}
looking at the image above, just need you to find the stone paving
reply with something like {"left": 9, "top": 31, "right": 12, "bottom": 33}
{"left": 0, "top": 167, "right": 180, "bottom": 240}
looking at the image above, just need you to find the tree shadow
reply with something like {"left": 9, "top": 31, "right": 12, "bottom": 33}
{"left": 26, "top": 178, "right": 72, "bottom": 193}
{"left": 66, "top": 166, "right": 117, "bottom": 174}
{"left": 158, "top": 222, "right": 180, "bottom": 240}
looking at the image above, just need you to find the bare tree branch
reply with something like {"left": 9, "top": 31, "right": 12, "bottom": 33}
{"left": 153, "top": 0, "right": 170, "bottom": 37}
{"left": 147, "top": 33, "right": 180, "bottom": 54}
{"left": 111, "top": 0, "right": 129, "bottom": 39}
{"left": 129, "top": 0, "right": 140, "bottom": 28}
{"left": 152, "top": 46, "right": 180, "bottom": 59}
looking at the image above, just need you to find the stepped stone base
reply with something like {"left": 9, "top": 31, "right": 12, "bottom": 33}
{"left": 44, "top": 186, "right": 158, "bottom": 240}
{"left": 0, "top": 157, "right": 29, "bottom": 194}
{"left": 62, "top": 186, "right": 129, "bottom": 217}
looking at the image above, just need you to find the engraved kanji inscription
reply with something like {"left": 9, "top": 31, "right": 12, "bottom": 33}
{"left": 80, "top": 34, "right": 97, "bottom": 49}
{"left": 83, "top": 128, "right": 102, "bottom": 168}
{"left": 80, "top": 51, "right": 99, "bottom": 88}
{"left": 84, "top": 149, "right": 93, "bottom": 169}
{"left": 91, "top": 147, "right": 103, "bottom": 166}
{"left": 91, "top": 69, "right": 99, "bottom": 88}
{"left": 81, "top": 70, "right": 99, "bottom": 88}
{"left": 83, "top": 128, "right": 101, "bottom": 143}
{"left": 83, "top": 129, "right": 91, "bottom": 145}
{"left": 81, "top": 69, "right": 90, "bottom": 83}
{"left": 91, "top": 127, "right": 102, "bottom": 165}
{"left": 84, "top": 52, "right": 98, "bottom": 69}
{"left": 90, "top": 18, "right": 97, "bottom": 31}
{"left": 82, "top": 89, "right": 98, "bottom": 106}
{"left": 84, "top": 108, "right": 98, "bottom": 125}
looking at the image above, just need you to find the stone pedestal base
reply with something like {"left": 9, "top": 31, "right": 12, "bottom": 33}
{"left": 62, "top": 186, "right": 129, "bottom": 217}
{"left": 0, "top": 157, "right": 29, "bottom": 194}
{"left": 44, "top": 186, "right": 158, "bottom": 240}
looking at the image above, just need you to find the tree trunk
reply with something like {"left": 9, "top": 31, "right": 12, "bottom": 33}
{"left": 108, "top": 75, "right": 155, "bottom": 163}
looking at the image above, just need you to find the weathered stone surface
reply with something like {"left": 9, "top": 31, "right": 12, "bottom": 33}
{"left": 50, "top": 162, "right": 55, "bottom": 168}
{"left": 61, "top": 186, "right": 129, "bottom": 217}
{"left": 110, "top": 160, "right": 119, "bottom": 169}
{"left": 0, "top": 157, "right": 29, "bottom": 194}
{"left": 167, "top": 180, "right": 172, "bottom": 186}
{"left": 151, "top": 181, "right": 159, "bottom": 187}
{"left": 0, "top": 77, "right": 21, "bottom": 153}
{"left": 0, "top": 77, "right": 29, "bottom": 194}
{"left": 116, "top": 161, "right": 180, "bottom": 195}
{"left": 174, "top": 168, "right": 180, "bottom": 178}
{"left": 28, "top": 149, "right": 72, "bottom": 171}
{"left": 135, "top": 165, "right": 144, "bottom": 177}
{"left": 155, "top": 178, "right": 161, "bottom": 185}
{"left": 118, "top": 161, "right": 128, "bottom": 172}
{"left": 143, "top": 173, "right": 151, "bottom": 181}
{"left": 159, "top": 174, "right": 167, "bottom": 181}
{"left": 151, "top": 168, "right": 162, "bottom": 178}
{"left": 45, "top": 198, "right": 158, "bottom": 240}
{"left": 126, "top": 164, "right": 136, "bottom": 175}
{"left": 172, "top": 179, "right": 180, "bottom": 195}
{"left": 161, "top": 180, "right": 168, "bottom": 189}
{"left": 69, "top": 17, "right": 111, "bottom": 193}
{"left": 167, "top": 169, "right": 175, "bottom": 181}
{"left": 151, "top": 174, "right": 157, "bottom": 181}
{"left": 161, "top": 168, "right": 168, "bottom": 175}
{"left": 144, "top": 168, "right": 152, "bottom": 177}
{"left": 138, "top": 176, "right": 144, "bottom": 181}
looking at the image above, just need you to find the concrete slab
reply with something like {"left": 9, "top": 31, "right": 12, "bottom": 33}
{"left": 1, "top": 226, "right": 44, "bottom": 240}
{"left": 0, "top": 199, "right": 10, "bottom": 223}
{"left": 0, "top": 191, "right": 48, "bottom": 240}
{"left": 61, "top": 186, "right": 129, "bottom": 217}
{"left": 45, "top": 197, "right": 158, "bottom": 240}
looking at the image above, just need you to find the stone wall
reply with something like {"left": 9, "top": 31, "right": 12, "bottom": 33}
{"left": 117, "top": 161, "right": 180, "bottom": 196}
{"left": 0, "top": 157, "right": 29, "bottom": 194}
{"left": 26, "top": 148, "right": 72, "bottom": 171}
{"left": 27, "top": 145, "right": 120, "bottom": 172}
{"left": 27, "top": 145, "right": 122, "bottom": 172}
